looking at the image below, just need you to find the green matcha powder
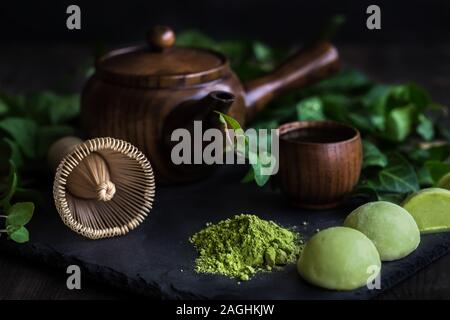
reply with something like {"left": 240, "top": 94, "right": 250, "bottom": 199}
{"left": 189, "top": 214, "right": 303, "bottom": 281}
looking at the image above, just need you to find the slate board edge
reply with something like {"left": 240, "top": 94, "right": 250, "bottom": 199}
{"left": 1, "top": 238, "right": 450, "bottom": 300}
{"left": 0, "top": 242, "right": 189, "bottom": 299}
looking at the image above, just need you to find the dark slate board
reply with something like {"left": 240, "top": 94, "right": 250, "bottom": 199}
{"left": 1, "top": 165, "right": 450, "bottom": 299}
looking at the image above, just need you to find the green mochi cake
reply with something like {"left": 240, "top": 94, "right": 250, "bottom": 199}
{"left": 297, "top": 227, "right": 381, "bottom": 290}
{"left": 344, "top": 201, "right": 420, "bottom": 261}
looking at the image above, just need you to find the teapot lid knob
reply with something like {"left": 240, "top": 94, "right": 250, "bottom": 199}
{"left": 147, "top": 26, "right": 175, "bottom": 51}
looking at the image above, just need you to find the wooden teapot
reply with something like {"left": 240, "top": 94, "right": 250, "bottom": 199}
{"left": 81, "top": 26, "right": 339, "bottom": 184}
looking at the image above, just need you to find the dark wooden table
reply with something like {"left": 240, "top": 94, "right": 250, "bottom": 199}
{"left": 0, "top": 44, "right": 449, "bottom": 299}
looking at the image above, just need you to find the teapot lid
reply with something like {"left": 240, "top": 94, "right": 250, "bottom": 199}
{"left": 96, "top": 26, "right": 228, "bottom": 88}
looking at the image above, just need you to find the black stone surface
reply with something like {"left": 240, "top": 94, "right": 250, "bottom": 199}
{"left": 0, "top": 165, "right": 449, "bottom": 300}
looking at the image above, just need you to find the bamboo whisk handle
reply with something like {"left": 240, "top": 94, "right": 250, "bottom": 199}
{"left": 96, "top": 181, "right": 116, "bottom": 201}
{"left": 49, "top": 137, "right": 116, "bottom": 201}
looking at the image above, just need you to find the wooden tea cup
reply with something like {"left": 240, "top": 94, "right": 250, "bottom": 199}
{"left": 277, "top": 120, "right": 362, "bottom": 209}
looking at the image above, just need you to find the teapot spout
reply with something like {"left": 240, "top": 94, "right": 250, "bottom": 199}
{"left": 163, "top": 90, "right": 235, "bottom": 147}
{"left": 202, "top": 90, "right": 235, "bottom": 115}
{"left": 197, "top": 91, "right": 235, "bottom": 127}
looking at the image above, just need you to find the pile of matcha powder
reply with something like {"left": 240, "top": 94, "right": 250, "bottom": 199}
{"left": 189, "top": 214, "right": 302, "bottom": 281}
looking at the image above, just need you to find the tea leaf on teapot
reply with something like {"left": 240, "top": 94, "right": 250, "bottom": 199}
{"left": 216, "top": 111, "right": 242, "bottom": 130}
{"left": 216, "top": 111, "right": 273, "bottom": 187}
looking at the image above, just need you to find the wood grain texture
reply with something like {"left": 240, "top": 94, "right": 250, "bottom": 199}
{"left": 277, "top": 121, "right": 362, "bottom": 209}
{"left": 244, "top": 42, "right": 339, "bottom": 121}
{"left": 83, "top": 27, "right": 340, "bottom": 183}
{"left": 0, "top": 44, "right": 449, "bottom": 299}
{"left": 81, "top": 73, "right": 245, "bottom": 184}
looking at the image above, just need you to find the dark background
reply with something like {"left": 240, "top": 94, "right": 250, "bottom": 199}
{"left": 1, "top": 0, "right": 449, "bottom": 45}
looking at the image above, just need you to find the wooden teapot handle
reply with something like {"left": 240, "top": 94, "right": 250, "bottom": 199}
{"left": 244, "top": 42, "right": 339, "bottom": 121}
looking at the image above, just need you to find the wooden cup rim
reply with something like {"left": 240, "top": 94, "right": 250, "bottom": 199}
{"left": 277, "top": 120, "right": 360, "bottom": 147}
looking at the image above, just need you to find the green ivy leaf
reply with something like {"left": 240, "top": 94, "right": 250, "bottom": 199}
{"left": 384, "top": 105, "right": 416, "bottom": 142}
{"left": 362, "top": 140, "right": 388, "bottom": 169}
{"left": 376, "top": 192, "right": 406, "bottom": 204}
{"left": 379, "top": 154, "right": 419, "bottom": 193}
{"left": 320, "top": 94, "right": 351, "bottom": 123}
{"left": 428, "top": 144, "right": 450, "bottom": 161}
{"left": 296, "top": 97, "right": 325, "bottom": 121}
{"left": 416, "top": 114, "right": 434, "bottom": 141}
{"left": 0, "top": 117, "right": 38, "bottom": 158}
{"left": 252, "top": 162, "right": 271, "bottom": 187}
{"left": 0, "top": 92, "right": 26, "bottom": 116}
{"left": 26, "top": 92, "right": 80, "bottom": 125}
{"left": 251, "top": 151, "right": 274, "bottom": 187}
{"left": 48, "top": 94, "right": 80, "bottom": 125}
{"left": 417, "top": 165, "right": 434, "bottom": 186}
{"left": 361, "top": 84, "right": 390, "bottom": 130}
{"left": 348, "top": 113, "right": 375, "bottom": 132}
{"left": 410, "top": 144, "right": 450, "bottom": 164}
{"left": 389, "top": 85, "right": 412, "bottom": 106}
{"left": 354, "top": 180, "right": 408, "bottom": 203}
{"left": 7, "top": 225, "right": 29, "bottom": 243}
{"left": 362, "top": 84, "right": 390, "bottom": 109}
{"left": 312, "top": 69, "right": 371, "bottom": 92}
{"left": 6, "top": 202, "right": 34, "bottom": 227}
{"left": 425, "top": 161, "right": 450, "bottom": 185}
{"left": 175, "top": 30, "right": 217, "bottom": 48}
{"left": 253, "top": 42, "right": 272, "bottom": 63}
{"left": 218, "top": 41, "right": 250, "bottom": 63}
{"left": 408, "top": 83, "right": 432, "bottom": 110}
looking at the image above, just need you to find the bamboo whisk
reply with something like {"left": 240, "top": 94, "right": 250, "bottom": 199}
{"left": 50, "top": 137, "right": 155, "bottom": 239}
{"left": 66, "top": 152, "right": 116, "bottom": 202}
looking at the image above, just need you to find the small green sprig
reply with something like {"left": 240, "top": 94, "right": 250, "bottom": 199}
{"left": 216, "top": 111, "right": 273, "bottom": 187}
{"left": 0, "top": 202, "right": 34, "bottom": 243}
{"left": 0, "top": 157, "right": 34, "bottom": 243}
{"left": 0, "top": 91, "right": 79, "bottom": 243}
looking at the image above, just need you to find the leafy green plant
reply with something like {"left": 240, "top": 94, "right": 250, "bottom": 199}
{"left": 178, "top": 29, "right": 450, "bottom": 201}
{"left": 0, "top": 202, "right": 34, "bottom": 243}
{"left": 216, "top": 111, "right": 273, "bottom": 187}
{"left": 0, "top": 91, "right": 79, "bottom": 243}
{"left": 0, "top": 26, "right": 448, "bottom": 245}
